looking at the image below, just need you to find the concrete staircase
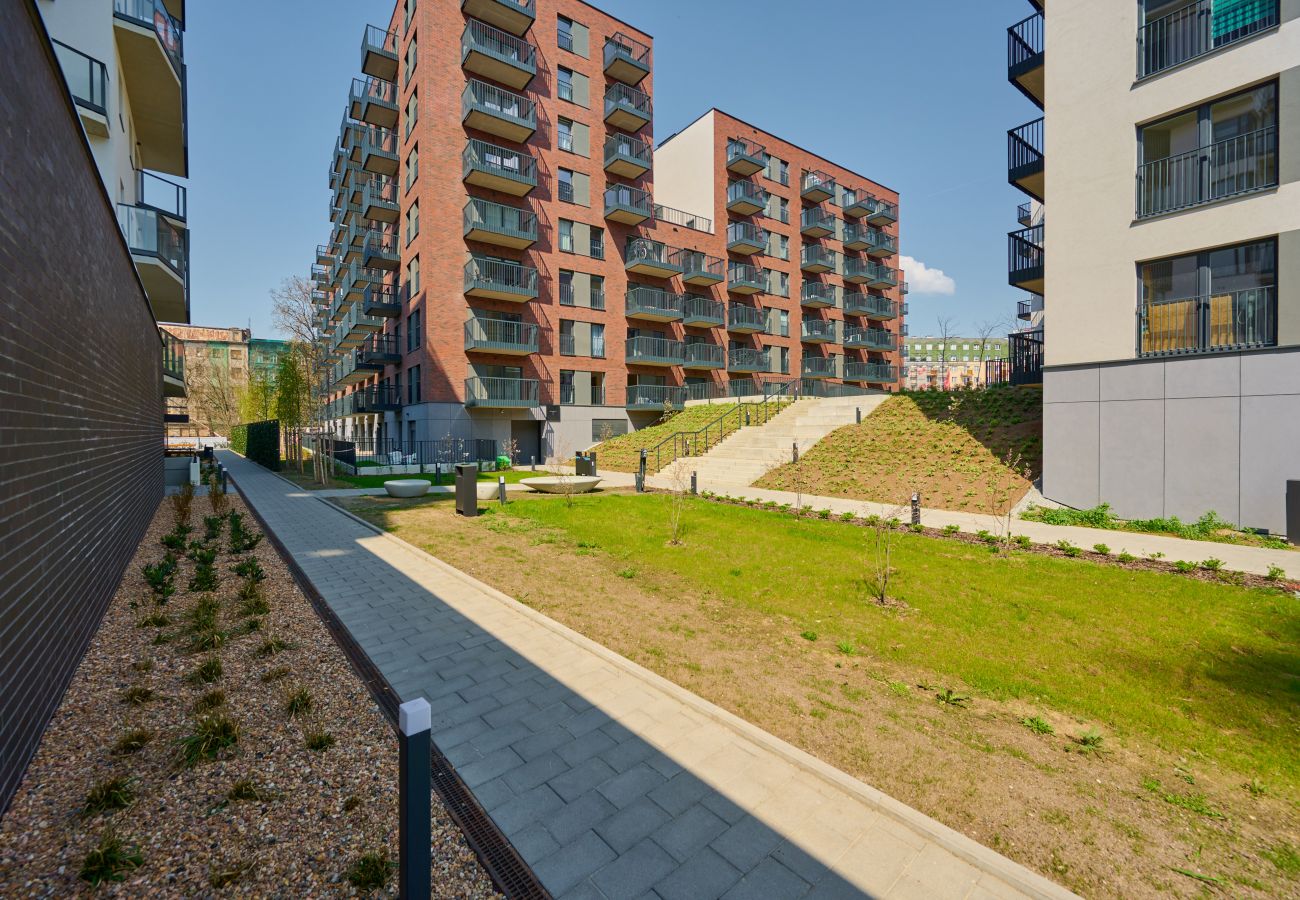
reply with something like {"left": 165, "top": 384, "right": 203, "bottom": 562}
{"left": 660, "top": 394, "right": 888, "bottom": 487}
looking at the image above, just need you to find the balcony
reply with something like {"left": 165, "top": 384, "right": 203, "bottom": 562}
{"left": 726, "top": 180, "right": 767, "bottom": 216}
{"left": 362, "top": 228, "right": 399, "bottom": 270}
{"left": 842, "top": 258, "right": 870, "bottom": 285}
{"left": 675, "top": 250, "right": 724, "bottom": 287}
{"left": 1136, "top": 126, "right": 1277, "bottom": 219}
{"left": 463, "top": 80, "right": 536, "bottom": 143}
{"left": 316, "top": 243, "right": 334, "bottom": 266}
{"left": 1010, "top": 328, "right": 1045, "bottom": 386}
{"left": 727, "top": 262, "right": 765, "bottom": 295}
{"left": 800, "top": 244, "right": 836, "bottom": 274}
{"left": 801, "top": 171, "right": 835, "bottom": 204}
{"left": 461, "top": 0, "right": 535, "bottom": 38}
{"left": 1138, "top": 0, "right": 1278, "bottom": 79}
{"left": 801, "top": 320, "right": 837, "bottom": 344}
{"left": 844, "top": 327, "right": 895, "bottom": 351}
{"left": 349, "top": 76, "right": 398, "bottom": 129}
{"left": 464, "top": 198, "right": 538, "bottom": 249}
{"left": 626, "top": 336, "right": 685, "bottom": 367}
{"left": 462, "top": 19, "right": 536, "bottom": 90}
{"left": 112, "top": 0, "right": 184, "bottom": 176}
{"left": 727, "top": 347, "right": 769, "bottom": 373}
{"left": 801, "top": 356, "right": 835, "bottom": 379}
{"left": 361, "top": 24, "right": 398, "bottom": 81}
{"left": 117, "top": 204, "right": 187, "bottom": 322}
{"left": 683, "top": 343, "right": 725, "bottom": 369}
{"left": 625, "top": 238, "right": 682, "bottom": 278}
{"left": 654, "top": 204, "right": 712, "bottom": 232}
{"left": 463, "top": 138, "right": 537, "bottom": 196}
{"left": 358, "top": 176, "right": 397, "bottom": 225}
{"left": 726, "top": 221, "right": 767, "bottom": 255}
{"left": 52, "top": 40, "right": 109, "bottom": 136}
{"left": 1139, "top": 287, "right": 1274, "bottom": 358}
{"left": 1007, "top": 225, "right": 1044, "bottom": 294}
{"left": 161, "top": 328, "right": 185, "bottom": 397}
{"left": 865, "top": 229, "right": 897, "bottom": 258}
{"left": 800, "top": 207, "right": 836, "bottom": 238}
{"left": 465, "top": 376, "right": 540, "bottom": 408}
{"left": 340, "top": 307, "right": 387, "bottom": 349}
{"left": 626, "top": 384, "right": 686, "bottom": 411}
{"left": 604, "top": 83, "right": 652, "bottom": 132}
{"left": 726, "top": 137, "right": 766, "bottom": 177}
{"left": 464, "top": 255, "right": 539, "bottom": 301}
{"left": 683, "top": 296, "right": 725, "bottom": 328}
{"left": 727, "top": 304, "right": 766, "bottom": 334}
{"left": 623, "top": 285, "right": 684, "bottom": 324}
{"left": 312, "top": 263, "right": 330, "bottom": 287}
{"left": 604, "top": 134, "right": 652, "bottom": 178}
{"left": 1017, "top": 297, "right": 1039, "bottom": 321}
{"left": 353, "top": 384, "right": 402, "bottom": 413}
{"left": 801, "top": 282, "right": 836, "bottom": 309}
{"left": 1017, "top": 202, "right": 1034, "bottom": 227}
{"left": 845, "top": 362, "right": 896, "bottom": 384}
{"left": 363, "top": 284, "right": 401, "bottom": 318}
{"left": 845, "top": 293, "right": 896, "bottom": 320}
{"left": 464, "top": 317, "right": 539, "bottom": 355}
{"left": 1007, "top": 12, "right": 1044, "bottom": 107}
{"left": 865, "top": 263, "right": 898, "bottom": 289}
{"left": 1008, "top": 118, "right": 1044, "bottom": 201}
{"left": 604, "top": 33, "right": 651, "bottom": 86}
{"left": 604, "top": 185, "right": 653, "bottom": 225}
{"left": 358, "top": 125, "right": 398, "bottom": 176}
{"left": 338, "top": 261, "right": 380, "bottom": 305}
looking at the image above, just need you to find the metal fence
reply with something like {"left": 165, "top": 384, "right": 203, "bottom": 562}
{"left": 310, "top": 436, "right": 501, "bottom": 469}
{"left": 1137, "top": 0, "right": 1278, "bottom": 79}
{"left": 1138, "top": 286, "right": 1275, "bottom": 357}
{"left": 1136, "top": 125, "right": 1277, "bottom": 218}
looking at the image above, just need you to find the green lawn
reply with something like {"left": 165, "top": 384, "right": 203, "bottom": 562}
{"left": 334, "top": 469, "right": 536, "bottom": 489}
{"left": 495, "top": 493, "right": 1299, "bottom": 789}
{"left": 593, "top": 401, "right": 791, "bottom": 472}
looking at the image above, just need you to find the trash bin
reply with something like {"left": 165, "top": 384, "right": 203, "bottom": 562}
{"left": 1288, "top": 480, "right": 1300, "bottom": 546}
{"left": 574, "top": 453, "right": 596, "bottom": 477}
{"left": 455, "top": 463, "right": 478, "bottom": 518}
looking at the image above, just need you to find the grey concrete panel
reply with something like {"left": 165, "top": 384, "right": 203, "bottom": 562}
{"left": 1099, "top": 360, "right": 1164, "bottom": 401}
{"left": 1042, "top": 400, "right": 1100, "bottom": 510}
{"left": 1098, "top": 400, "right": 1165, "bottom": 520}
{"left": 1043, "top": 366, "right": 1099, "bottom": 404}
{"left": 1164, "top": 397, "right": 1241, "bottom": 524}
{"left": 1164, "top": 353, "right": 1240, "bottom": 399}
{"left": 1239, "top": 393, "right": 1300, "bottom": 535}
{"left": 1240, "top": 346, "right": 1300, "bottom": 397}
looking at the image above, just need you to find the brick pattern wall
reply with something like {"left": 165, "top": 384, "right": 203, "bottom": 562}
{"left": 0, "top": 0, "right": 164, "bottom": 814}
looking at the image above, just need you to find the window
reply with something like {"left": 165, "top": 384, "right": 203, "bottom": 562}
{"left": 1137, "top": 81, "right": 1277, "bottom": 218}
{"left": 559, "top": 219, "right": 574, "bottom": 253}
{"left": 559, "top": 270, "right": 574, "bottom": 305}
{"left": 777, "top": 309, "right": 789, "bottom": 337}
{"left": 557, "top": 15, "right": 573, "bottom": 51}
{"left": 557, "top": 67, "right": 574, "bottom": 102}
{"left": 590, "top": 227, "right": 604, "bottom": 259}
{"left": 590, "top": 275, "right": 605, "bottom": 310}
{"left": 775, "top": 234, "right": 789, "bottom": 261}
{"left": 405, "top": 90, "right": 418, "bottom": 140}
{"left": 560, "top": 369, "right": 575, "bottom": 404}
{"left": 1138, "top": 237, "right": 1276, "bottom": 356}
{"left": 406, "top": 255, "right": 420, "bottom": 297}
{"left": 778, "top": 347, "right": 789, "bottom": 374}
{"left": 766, "top": 153, "right": 788, "bottom": 185}
{"left": 774, "top": 271, "right": 789, "bottom": 297}
{"left": 406, "top": 309, "right": 421, "bottom": 351}
{"left": 403, "top": 33, "right": 416, "bottom": 82}
{"left": 558, "top": 168, "right": 575, "bottom": 203}
{"left": 557, "top": 118, "right": 574, "bottom": 153}
{"left": 229, "top": 349, "right": 244, "bottom": 360}
{"left": 776, "top": 197, "right": 789, "bottom": 224}
{"left": 592, "top": 419, "right": 627, "bottom": 441}
{"left": 405, "top": 201, "right": 419, "bottom": 245}
{"left": 406, "top": 365, "right": 421, "bottom": 403}
{"left": 559, "top": 320, "right": 576, "bottom": 356}
{"left": 405, "top": 146, "right": 418, "bottom": 192}
{"left": 591, "top": 323, "right": 605, "bottom": 359}
{"left": 403, "top": 0, "right": 414, "bottom": 33}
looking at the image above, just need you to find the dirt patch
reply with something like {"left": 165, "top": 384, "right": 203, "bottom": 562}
{"left": 0, "top": 493, "right": 496, "bottom": 898}
{"left": 342, "top": 494, "right": 1300, "bottom": 899}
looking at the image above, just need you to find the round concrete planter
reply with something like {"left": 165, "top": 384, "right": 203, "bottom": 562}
{"left": 384, "top": 479, "right": 431, "bottom": 498}
{"left": 520, "top": 476, "right": 602, "bottom": 494}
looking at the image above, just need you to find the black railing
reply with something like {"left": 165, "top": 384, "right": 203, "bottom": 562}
{"left": 51, "top": 40, "right": 108, "bottom": 115}
{"left": 1008, "top": 118, "right": 1044, "bottom": 176}
{"left": 137, "top": 170, "right": 187, "bottom": 220}
{"left": 1008, "top": 12, "right": 1044, "bottom": 71}
{"left": 160, "top": 328, "right": 183, "bottom": 381}
{"left": 643, "top": 383, "right": 794, "bottom": 474}
{"left": 1008, "top": 225, "right": 1044, "bottom": 282}
{"left": 1139, "top": 286, "right": 1274, "bottom": 357}
{"left": 1016, "top": 201, "right": 1033, "bottom": 226}
{"left": 1138, "top": 0, "right": 1277, "bottom": 79}
{"left": 1136, "top": 125, "right": 1277, "bottom": 218}
{"left": 117, "top": 204, "right": 186, "bottom": 278}
{"left": 1009, "top": 329, "right": 1045, "bottom": 385}
{"left": 317, "top": 436, "right": 499, "bottom": 467}
{"left": 653, "top": 204, "right": 712, "bottom": 233}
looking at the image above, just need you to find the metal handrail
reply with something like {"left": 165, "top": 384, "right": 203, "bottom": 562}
{"left": 643, "top": 379, "right": 796, "bottom": 474}
{"left": 726, "top": 136, "right": 766, "bottom": 164}
{"left": 653, "top": 204, "right": 711, "bottom": 232}
{"left": 463, "top": 79, "right": 536, "bottom": 125}
{"left": 51, "top": 40, "right": 108, "bottom": 115}
{"left": 1008, "top": 118, "right": 1044, "bottom": 172}
{"left": 1136, "top": 125, "right": 1277, "bottom": 218}
{"left": 1008, "top": 12, "right": 1043, "bottom": 69}
{"left": 606, "top": 31, "right": 651, "bottom": 65}
{"left": 463, "top": 18, "right": 537, "bottom": 68}
{"left": 1137, "top": 0, "right": 1277, "bottom": 79}
{"left": 464, "top": 138, "right": 538, "bottom": 184}
{"left": 605, "top": 82, "right": 652, "bottom": 116}
{"left": 1139, "top": 285, "right": 1275, "bottom": 357}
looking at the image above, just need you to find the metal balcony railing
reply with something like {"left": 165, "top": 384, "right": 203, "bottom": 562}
{"left": 683, "top": 295, "right": 725, "bottom": 326}
{"left": 1009, "top": 118, "right": 1044, "bottom": 176}
{"left": 801, "top": 170, "right": 835, "bottom": 199}
{"left": 1008, "top": 225, "right": 1044, "bottom": 283}
{"left": 673, "top": 249, "right": 724, "bottom": 283}
{"left": 800, "top": 245, "right": 837, "bottom": 270}
{"left": 726, "top": 136, "right": 766, "bottom": 171}
{"left": 605, "top": 82, "right": 652, "bottom": 122}
{"left": 727, "top": 348, "right": 769, "bottom": 372}
{"left": 626, "top": 336, "right": 685, "bottom": 365}
{"left": 1136, "top": 125, "right": 1277, "bottom": 218}
{"left": 684, "top": 343, "right": 725, "bottom": 367}
{"left": 464, "top": 317, "right": 539, "bottom": 354}
{"left": 160, "top": 328, "right": 183, "bottom": 381}
{"left": 1139, "top": 286, "right": 1275, "bottom": 357}
{"left": 604, "top": 32, "right": 651, "bottom": 74}
{"left": 113, "top": 0, "right": 183, "bottom": 77}
{"left": 1016, "top": 201, "right": 1034, "bottom": 226}
{"left": 463, "top": 138, "right": 538, "bottom": 189}
{"left": 465, "top": 376, "right": 540, "bottom": 408}
{"left": 802, "top": 282, "right": 836, "bottom": 307}
{"left": 1138, "top": 0, "right": 1278, "bottom": 79}
{"left": 51, "top": 40, "right": 108, "bottom": 116}
{"left": 801, "top": 356, "right": 835, "bottom": 377}
{"left": 137, "top": 170, "right": 186, "bottom": 220}
{"left": 464, "top": 197, "right": 539, "bottom": 242}
{"left": 626, "top": 384, "right": 686, "bottom": 410}
{"left": 727, "top": 221, "right": 767, "bottom": 249}
{"left": 800, "top": 207, "right": 836, "bottom": 234}
{"left": 604, "top": 134, "right": 652, "bottom": 169}
{"left": 559, "top": 333, "right": 576, "bottom": 356}
{"left": 626, "top": 286, "right": 683, "bottom": 319}
{"left": 727, "top": 304, "right": 766, "bottom": 331}
{"left": 728, "top": 262, "right": 765, "bottom": 291}
{"left": 846, "top": 362, "right": 896, "bottom": 383}
{"left": 462, "top": 18, "right": 537, "bottom": 72}
{"left": 625, "top": 238, "right": 679, "bottom": 271}
{"left": 726, "top": 179, "right": 767, "bottom": 209}
{"left": 1008, "top": 12, "right": 1044, "bottom": 78}
{"left": 845, "top": 327, "right": 895, "bottom": 351}
{"left": 653, "top": 204, "right": 711, "bottom": 232}
{"left": 117, "top": 204, "right": 186, "bottom": 278}
{"left": 462, "top": 79, "right": 536, "bottom": 130}
{"left": 845, "top": 293, "right": 896, "bottom": 319}
{"left": 464, "top": 256, "right": 539, "bottom": 296}
{"left": 801, "top": 320, "right": 837, "bottom": 342}
{"left": 605, "top": 184, "right": 653, "bottom": 218}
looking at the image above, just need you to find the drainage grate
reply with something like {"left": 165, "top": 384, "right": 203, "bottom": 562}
{"left": 233, "top": 477, "right": 551, "bottom": 900}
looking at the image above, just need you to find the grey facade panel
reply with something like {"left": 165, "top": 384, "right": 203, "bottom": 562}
{"left": 1163, "top": 396, "right": 1241, "bottom": 524}
{"left": 1099, "top": 361, "right": 1163, "bottom": 402}
{"left": 1042, "top": 401, "right": 1100, "bottom": 510}
{"left": 1163, "top": 354, "right": 1240, "bottom": 400}
{"left": 1043, "top": 365, "right": 1099, "bottom": 404}
{"left": 1239, "top": 394, "right": 1300, "bottom": 534}
{"left": 1098, "top": 400, "right": 1165, "bottom": 520}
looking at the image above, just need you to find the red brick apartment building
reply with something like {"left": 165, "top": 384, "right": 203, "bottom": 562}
{"left": 316, "top": 0, "right": 904, "bottom": 461}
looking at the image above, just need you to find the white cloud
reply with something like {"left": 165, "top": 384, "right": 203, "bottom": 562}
{"left": 899, "top": 255, "right": 956, "bottom": 296}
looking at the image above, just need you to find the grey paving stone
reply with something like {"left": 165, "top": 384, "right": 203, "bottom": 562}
{"left": 548, "top": 755, "right": 618, "bottom": 803}
{"left": 458, "top": 674, "right": 510, "bottom": 702}
{"left": 597, "top": 763, "right": 668, "bottom": 809}
{"left": 603, "top": 737, "right": 658, "bottom": 774}
{"left": 564, "top": 705, "right": 615, "bottom": 738}
{"left": 651, "top": 803, "right": 729, "bottom": 862}
{"left": 595, "top": 797, "right": 672, "bottom": 854}
{"left": 652, "top": 847, "right": 744, "bottom": 900}
{"left": 557, "top": 728, "right": 618, "bottom": 766}
{"left": 432, "top": 716, "right": 490, "bottom": 751}
{"left": 444, "top": 739, "right": 483, "bottom": 768}
{"left": 468, "top": 721, "right": 531, "bottom": 756}
{"left": 511, "top": 821, "right": 561, "bottom": 866}
{"left": 711, "top": 815, "right": 785, "bottom": 873}
{"left": 522, "top": 700, "right": 575, "bottom": 733}
{"left": 533, "top": 830, "right": 617, "bottom": 897}
{"left": 544, "top": 789, "right": 617, "bottom": 845}
{"left": 511, "top": 725, "right": 574, "bottom": 762}
{"left": 483, "top": 697, "right": 541, "bottom": 729}
{"left": 456, "top": 746, "right": 524, "bottom": 789}
{"left": 591, "top": 838, "right": 676, "bottom": 900}
{"left": 648, "top": 771, "right": 711, "bottom": 816}
{"left": 490, "top": 784, "right": 565, "bottom": 834}
{"left": 701, "top": 791, "right": 746, "bottom": 825}
{"left": 771, "top": 838, "right": 829, "bottom": 885}
{"left": 720, "top": 857, "right": 811, "bottom": 900}
{"left": 470, "top": 775, "right": 515, "bottom": 813}
{"left": 644, "top": 751, "right": 685, "bottom": 780}
{"left": 503, "top": 752, "right": 569, "bottom": 794}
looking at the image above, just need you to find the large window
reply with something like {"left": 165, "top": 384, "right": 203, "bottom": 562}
{"left": 1138, "top": 0, "right": 1279, "bottom": 78}
{"left": 1137, "top": 81, "right": 1277, "bottom": 218}
{"left": 557, "top": 67, "right": 574, "bottom": 102}
{"left": 558, "top": 219, "right": 573, "bottom": 253}
{"left": 557, "top": 16, "right": 573, "bottom": 51}
{"left": 1138, "top": 237, "right": 1276, "bottom": 356}
{"left": 557, "top": 118, "right": 573, "bottom": 153}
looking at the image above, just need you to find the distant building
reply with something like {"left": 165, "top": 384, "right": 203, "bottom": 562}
{"left": 249, "top": 338, "right": 294, "bottom": 382}
{"left": 160, "top": 326, "right": 293, "bottom": 436}
{"left": 903, "top": 336, "right": 1008, "bottom": 390}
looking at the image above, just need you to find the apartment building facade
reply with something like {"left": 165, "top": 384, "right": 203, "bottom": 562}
{"left": 314, "top": 0, "right": 903, "bottom": 462}
{"left": 904, "top": 336, "right": 1009, "bottom": 390}
{"left": 1012, "top": 0, "right": 1299, "bottom": 533}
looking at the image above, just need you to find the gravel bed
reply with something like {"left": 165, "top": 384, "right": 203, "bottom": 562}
{"left": 0, "top": 491, "right": 498, "bottom": 898}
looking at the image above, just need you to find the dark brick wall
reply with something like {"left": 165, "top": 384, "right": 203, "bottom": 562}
{"left": 0, "top": 1, "right": 164, "bottom": 814}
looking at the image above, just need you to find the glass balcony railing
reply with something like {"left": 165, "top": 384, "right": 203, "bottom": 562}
{"left": 113, "top": 0, "right": 183, "bottom": 78}
{"left": 626, "top": 384, "right": 686, "bottom": 410}
{"left": 117, "top": 204, "right": 186, "bottom": 278}
{"left": 160, "top": 328, "right": 183, "bottom": 381}
{"left": 51, "top": 40, "right": 108, "bottom": 116}
{"left": 464, "top": 317, "right": 539, "bottom": 354}
{"left": 465, "top": 376, "right": 540, "bottom": 408}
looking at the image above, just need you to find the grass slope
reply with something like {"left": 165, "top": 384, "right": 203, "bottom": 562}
{"left": 593, "top": 402, "right": 787, "bottom": 472}
{"left": 757, "top": 385, "right": 1041, "bottom": 513}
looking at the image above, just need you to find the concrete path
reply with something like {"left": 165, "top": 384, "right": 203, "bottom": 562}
{"left": 219, "top": 451, "right": 1073, "bottom": 900}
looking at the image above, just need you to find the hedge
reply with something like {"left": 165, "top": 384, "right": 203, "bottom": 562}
{"left": 231, "top": 420, "right": 280, "bottom": 470}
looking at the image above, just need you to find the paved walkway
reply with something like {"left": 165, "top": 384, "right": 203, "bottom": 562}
{"left": 219, "top": 451, "right": 1073, "bottom": 900}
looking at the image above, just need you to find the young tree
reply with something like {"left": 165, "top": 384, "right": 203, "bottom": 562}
{"left": 270, "top": 276, "right": 330, "bottom": 484}
{"left": 186, "top": 352, "right": 243, "bottom": 438}
{"left": 275, "top": 348, "right": 311, "bottom": 471}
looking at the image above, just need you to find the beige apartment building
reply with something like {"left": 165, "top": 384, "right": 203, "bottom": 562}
{"left": 1009, "top": 0, "right": 1299, "bottom": 534}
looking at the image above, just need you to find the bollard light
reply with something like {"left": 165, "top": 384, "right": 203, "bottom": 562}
{"left": 498, "top": 475, "right": 507, "bottom": 505}
{"left": 856, "top": 406, "right": 862, "bottom": 424}
{"left": 398, "top": 699, "right": 431, "bottom": 900}
{"left": 691, "top": 471, "right": 698, "bottom": 495}
{"left": 792, "top": 441, "right": 799, "bottom": 463}
{"left": 911, "top": 492, "right": 921, "bottom": 526}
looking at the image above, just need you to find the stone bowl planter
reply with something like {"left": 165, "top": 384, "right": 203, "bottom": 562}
{"left": 520, "top": 476, "right": 602, "bottom": 494}
{"left": 384, "top": 479, "right": 431, "bottom": 498}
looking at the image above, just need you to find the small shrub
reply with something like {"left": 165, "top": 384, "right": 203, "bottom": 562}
{"left": 942, "top": 524, "right": 960, "bottom": 536}
{"left": 227, "top": 778, "right": 273, "bottom": 803}
{"left": 186, "top": 656, "right": 223, "bottom": 685}
{"left": 188, "top": 543, "right": 217, "bottom": 566}
{"left": 888, "top": 681, "right": 910, "bottom": 697}
{"left": 261, "top": 665, "right": 291, "bottom": 683}
{"left": 908, "top": 523, "right": 924, "bottom": 533}
{"left": 121, "top": 685, "right": 154, "bottom": 706}
{"left": 1148, "top": 551, "right": 1165, "bottom": 560}
{"left": 616, "top": 568, "right": 635, "bottom": 579}
{"left": 975, "top": 530, "right": 997, "bottom": 545}
{"left": 283, "top": 686, "right": 313, "bottom": 719}
{"left": 839, "top": 511, "right": 856, "bottom": 522}
{"left": 79, "top": 830, "right": 143, "bottom": 886}
{"left": 139, "top": 613, "right": 170, "bottom": 628}
{"left": 171, "top": 482, "right": 194, "bottom": 525}
{"left": 1117, "top": 551, "right": 1136, "bottom": 563}
{"left": 1092, "top": 543, "right": 1110, "bottom": 555}
{"left": 235, "top": 617, "right": 262, "bottom": 635}
{"left": 256, "top": 637, "right": 290, "bottom": 658}
{"left": 1172, "top": 560, "right": 1197, "bottom": 574}
{"left": 346, "top": 851, "right": 393, "bottom": 891}
{"left": 203, "top": 514, "right": 225, "bottom": 542}
{"left": 1053, "top": 540, "right": 1080, "bottom": 557}
{"left": 1075, "top": 728, "right": 1105, "bottom": 753}
{"left": 1266, "top": 565, "right": 1286, "bottom": 582}
{"left": 177, "top": 713, "right": 239, "bottom": 766}
{"left": 935, "top": 688, "right": 969, "bottom": 707}
{"left": 142, "top": 560, "right": 176, "bottom": 594}
{"left": 234, "top": 558, "right": 266, "bottom": 582}
{"left": 187, "top": 628, "right": 227, "bottom": 653}
{"left": 188, "top": 564, "right": 219, "bottom": 593}
{"left": 160, "top": 531, "right": 187, "bottom": 552}
{"left": 1013, "top": 534, "right": 1032, "bottom": 549}
{"left": 83, "top": 776, "right": 135, "bottom": 816}
{"left": 305, "top": 731, "right": 336, "bottom": 752}
{"left": 193, "top": 689, "right": 226, "bottom": 713}
{"left": 836, "top": 641, "right": 854, "bottom": 656}
{"left": 1200, "top": 558, "right": 1224, "bottom": 572}
{"left": 1022, "top": 715, "right": 1055, "bottom": 736}
{"left": 111, "top": 728, "right": 154, "bottom": 756}
{"left": 816, "top": 508, "right": 832, "bottom": 520}
{"left": 1246, "top": 778, "right": 1268, "bottom": 797}
{"left": 189, "top": 596, "right": 220, "bottom": 630}
{"left": 800, "top": 630, "right": 818, "bottom": 642}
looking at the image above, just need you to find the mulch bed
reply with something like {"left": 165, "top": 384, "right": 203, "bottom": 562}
{"left": 0, "top": 487, "right": 497, "bottom": 897}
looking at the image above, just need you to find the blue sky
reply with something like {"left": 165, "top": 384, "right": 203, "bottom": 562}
{"left": 186, "top": 0, "right": 1036, "bottom": 340}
